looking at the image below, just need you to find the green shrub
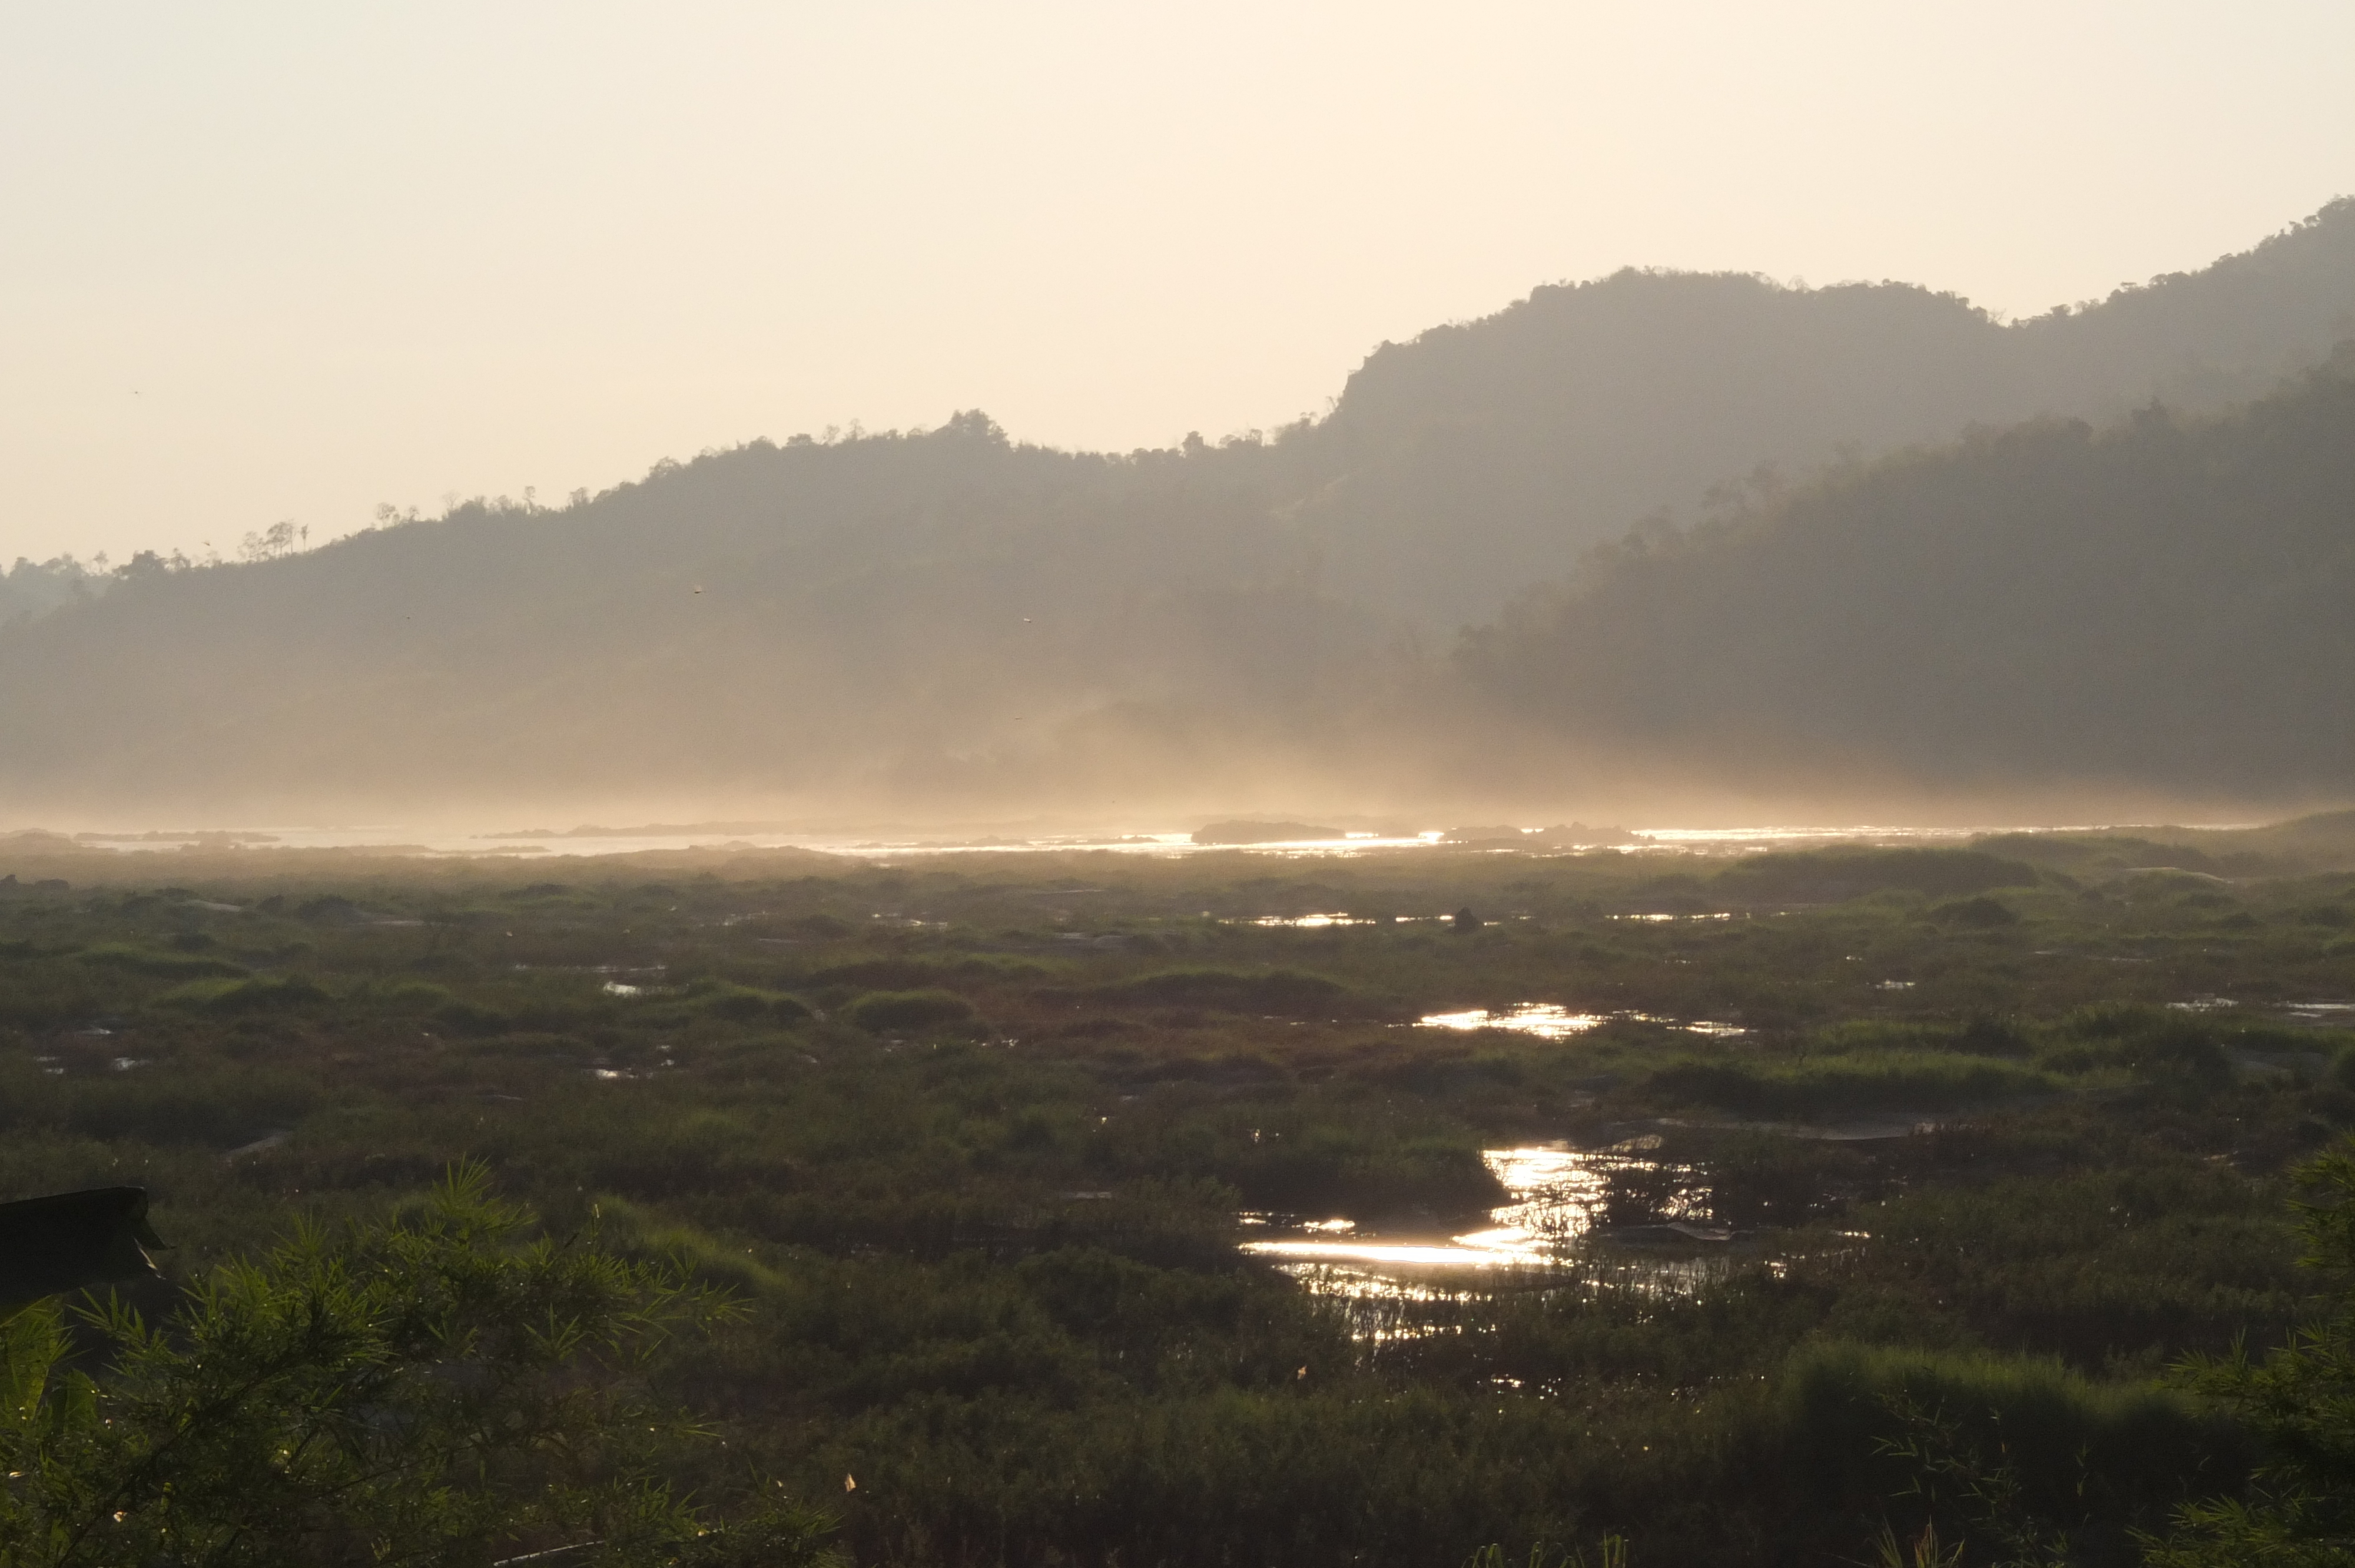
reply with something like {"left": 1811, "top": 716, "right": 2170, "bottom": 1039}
{"left": 1777, "top": 1340, "right": 2244, "bottom": 1529}
{"left": 1931, "top": 896, "right": 2019, "bottom": 928}
{"left": 2044, "top": 1008, "right": 2231, "bottom": 1087}
{"left": 2148, "top": 1140, "right": 2355, "bottom": 1563}
{"left": 0, "top": 1166, "right": 839, "bottom": 1566}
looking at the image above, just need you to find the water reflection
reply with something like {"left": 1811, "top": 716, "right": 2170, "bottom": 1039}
{"left": 1226, "top": 912, "right": 1455, "bottom": 928}
{"left": 1234, "top": 913, "right": 1376, "bottom": 928}
{"left": 1417, "top": 1004, "right": 1605, "bottom": 1039}
{"left": 1610, "top": 912, "right": 1736, "bottom": 923}
{"left": 1417, "top": 1004, "right": 1746, "bottom": 1040}
{"left": 1242, "top": 1141, "right": 1723, "bottom": 1287}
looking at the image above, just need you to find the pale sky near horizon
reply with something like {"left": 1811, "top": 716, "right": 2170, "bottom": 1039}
{"left": 3, "top": 2, "right": 2350, "bottom": 566}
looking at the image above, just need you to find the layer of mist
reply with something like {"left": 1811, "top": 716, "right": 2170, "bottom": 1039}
{"left": 1, "top": 202, "right": 2351, "bottom": 829}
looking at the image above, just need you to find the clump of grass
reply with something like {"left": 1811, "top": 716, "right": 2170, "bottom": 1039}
{"left": 1087, "top": 967, "right": 1348, "bottom": 1015}
{"left": 154, "top": 975, "right": 330, "bottom": 1013}
{"left": 1644, "top": 1052, "right": 2054, "bottom": 1114}
{"left": 1711, "top": 848, "right": 2038, "bottom": 906}
{"left": 77, "top": 942, "right": 250, "bottom": 979}
{"left": 1776, "top": 1340, "right": 2245, "bottom": 1533}
{"left": 809, "top": 954, "right": 1057, "bottom": 993}
{"left": 2038, "top": 1006, "right": 2231, "bottom": 1087}
{"left": 690, "top": 981, "right": 814, "bottom": 1025}
{"left": 1929, "top": 896, "right": 2019, "bottom": 929}
{"left": 843, "top": 988, "right": 981, "bottom": 1034}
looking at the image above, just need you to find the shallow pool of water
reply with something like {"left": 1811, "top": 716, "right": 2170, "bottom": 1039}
{"left": 1415, "top": 1004, "right": 1607, "bottom": 1040}
{"left": 1240, "top": 1141, "right": 1723, "bottom": 1295}
{"left": 1416, "top": 1004, "right": 1746, "bottom": 1040}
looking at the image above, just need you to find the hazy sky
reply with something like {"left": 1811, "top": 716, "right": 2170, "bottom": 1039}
{"left": 4, "top": 1, "right": 2350, "bottom": 565}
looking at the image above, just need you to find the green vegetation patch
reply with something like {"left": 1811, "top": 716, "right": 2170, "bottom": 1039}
{"left": 15, "top": 839, "right": 2355, "bottom": 1566}
{"left": 75, "top": 942, "right": 250, "bottom": 979}
{"left": 1711, "top": 848, "right": 2039, "bottom": 906}
{"left": 842, "top": 988, "right": 981, "bottom": 1034}
{"left": 1087, "top": 966, "right": 1349, "bottom": 1015}
{"left": 1778, "top": 1340, "right": 2243, "bottom": 1527}
{"left": 154, "top": 974, "right": 330, "bottom": 1013}
{"left": 690, "top": 981, "right": 814, "bottom": 1025}
{"left": 1646, "top": 1051, "right": 2055, "bottom": 1114}
{"left": 808, "top": 954, "right": 1056, "bottom": 992}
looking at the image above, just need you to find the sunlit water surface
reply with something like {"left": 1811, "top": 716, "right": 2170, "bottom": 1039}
{"left": 1416, "top": 1004, "right": 1747, "bottom": 1040}
{"left": 1240, "top": 1142, "right": 1732, "bottom": 1311}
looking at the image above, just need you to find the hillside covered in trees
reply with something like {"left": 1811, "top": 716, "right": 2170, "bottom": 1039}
{"left": 0, "top": 420, "right": 1406, "bottom": 819}
{"left": 1296, "top": 198, "right": 2355, "bottom": 626}
{"left": 0, "top": 202, "right": 2351, "bottom": 822}
{"left": 1463, "top": 346, "right": 2355, "bottom": 803}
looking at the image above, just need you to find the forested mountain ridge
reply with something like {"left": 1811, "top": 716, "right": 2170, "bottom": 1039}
{"left": 0, "top": 414, "right": 1403, "bottom": 816}
{"left": 0, "top": 556, "right": 103, "bottom": 629}
{"left": 1299, "top": 198, "right": 2355, "bottom": 624}
{"left": 1463, "top": 344, "right": 2355, "bottom": 798}
{"left": 1, "top": 202, "right": 2350, "bottom": 820}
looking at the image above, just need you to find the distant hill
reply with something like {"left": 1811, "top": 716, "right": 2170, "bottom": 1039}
{"left": 1296, "top": 199, "right": 2355, "bottom": 626}
{"left": 0, "top": 557, "right": 102, "bottom": 629}
{"left": 1, "top": 202, "right": 2351, "bottom": 819}
{"left": 1462, "top": 346, "right": 2355, "bottom": 798}
{"left": 0, "top": 415, "right": 1406, "bottom": 816}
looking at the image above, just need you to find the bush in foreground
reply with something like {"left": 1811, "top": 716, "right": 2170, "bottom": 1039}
{"left": 0, "top": 1165, "right": 838, "bottom": 1568}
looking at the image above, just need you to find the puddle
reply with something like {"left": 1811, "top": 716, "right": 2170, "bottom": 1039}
{"left": 1650, "top": 1014, "right": 1749, "bottom": 1039}
{"left": 1242, "top": 1141, "right": 1724, "bottom": 1294}
{"left": 1232, "top": 913, "right": 1375, "bottom": 929}
{"left": 1416, "top": 1004, "right": 1746, "bottom": 1040}
{"left": 2283, "top": 1002, "right": 2355, "bottom": 1026}
{"left": 1417, "top": 1004, "right": 1606, "bottom": 1039}
{"left": 1610, "top": 912, "right": 1737, "bottom": 923}
{"left": 1227, "top": 913, "right": 1454, "bottom": 928}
